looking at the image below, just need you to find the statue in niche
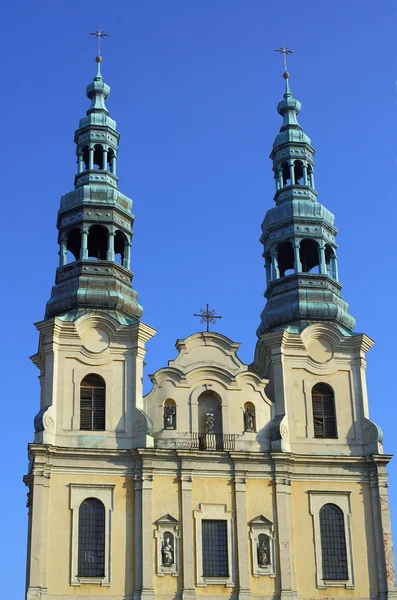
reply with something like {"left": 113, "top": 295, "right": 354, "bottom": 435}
{"left": 244, "top": 406, "right": 255, "bottom": 432}
{"left": 161, "top": 534, "right": 174, "bottom": 566}
{"left": 164, "top": 404, "right": 176, "bottom": 429}
{"left": 257, "top": 536, "right": 269, "bottom": 567}
{"left": 205, "top": 408, "right": 215, "bottom": 434}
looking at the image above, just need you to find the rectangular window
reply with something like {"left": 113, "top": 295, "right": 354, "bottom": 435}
{"left": 202, "top": 520, "right": 228, "bottom": 577}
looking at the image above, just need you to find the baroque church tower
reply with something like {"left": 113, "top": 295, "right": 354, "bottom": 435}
{"left": 24, "top": 49, "right": 397, "bottom": 600}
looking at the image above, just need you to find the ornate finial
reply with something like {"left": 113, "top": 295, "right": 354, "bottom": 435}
{"left": 89, "top": 25, "right": 110, "bottom": 62}
{"left": 274, "top": 42, "right": 293, "bottom": 78}
{"left": 193, "top": 303, "right": 222, "bottom": 332}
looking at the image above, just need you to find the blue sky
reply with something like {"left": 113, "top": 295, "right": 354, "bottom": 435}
{"left": 1, "top": 0, "right": 396, "bottom": 594}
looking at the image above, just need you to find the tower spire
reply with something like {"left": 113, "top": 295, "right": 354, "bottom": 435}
{"left": 256, "top": 52, "right": 355, "bottom": 336}
{"left": 45, "top": 50, "right": 142, "bottom": 323}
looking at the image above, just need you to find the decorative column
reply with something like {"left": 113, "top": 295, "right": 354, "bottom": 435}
{"left": 271, "top": 250, "right": 280, "bottom": 280}
{"left": 88, "top": 147, "right": 94, "bottom": 170}
{"left": 265, "top": 260, "right": 272, "bottom": 286}
{"left": 180, "top": 467, "right": 196, "bottom": 600}
{"left": 331, "top": 255, "right": 339, "bottom": 281}
{"left": 370, "top": 464, "right": 397, "bottom": 600}
{"left": 273, "top": 461, "right": 298, "bottom": 600}
{"left": 102, "top": 148, "right": 108, "bottom": 170}
{"left": 278, "top": 169, "right": 283, "bottom": 189}
{"left": 24, "top": 460, "right": 51, "bottom": 600}
{"left": 111, "top": 154, "right": 117, "bottom": 175}
{"left": 78, "top": 154, "right": 83, "bottom": 173}
{"left": 59, "top": 239, "right": 67, "bottom": 267}
{"left": 309, "top": 169, "right": 315, "bottom": 188}
{"left": 134, "top": 470, "right": 155, "bottom": 600}
{"left": 293, "top": 241, "right": 302, "bottom": 273}
{"left": 81, "top": 229, "right": 88, "bottom": 260}
{"left": 302, "top": 163, "right": 308, "bottom": 185}
{"left": 234, "top": 471, "right": 251, "bottom": 600}
{"left": 107, "top": 231, "right": 115, "bottom": 261}
{"left": 124, "top": 242, "right": 131, "bottom": 270}
{"left": 289, "top": 161, "right": 295, "bottom": 185}
{"left": 317, "top": 241, "right": 327, "bottom": 275}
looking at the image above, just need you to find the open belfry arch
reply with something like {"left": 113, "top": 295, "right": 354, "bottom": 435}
{"left": 24, "top": 37, "right": 397, "bottom": 600}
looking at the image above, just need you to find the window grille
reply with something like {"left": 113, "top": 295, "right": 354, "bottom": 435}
{"left": 78, "top": 498, "right": 105, "bottom": 577}
{"left": 320, "top": 503, "right": 348, "bottom": 580}
{"left": 80, "top": 374, "right": 105, "bottom": 431}
{"left": 312, "top": 383, "right": 337, "bottom": 438}
{"left": 202, "top": 520, "right": 228, "bottom": 577}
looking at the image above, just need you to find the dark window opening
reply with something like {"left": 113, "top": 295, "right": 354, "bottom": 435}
{"left": 93, "top": 144, "right": 103, "bottom": 170}
{"left": 325, "top": 244, "right": 336, "bottom": 278}
{"left": 66, "top": 228, "right": 81, "bottom": 263}
{"left": 277, "top": 241, "right": 294, "bottom": 277}
{"left": 78, "top": 498, "right": 105, "bottom": 577}
{"left": 82, "top": 146, "right": 89, "bottom": 170}
{"left": 312, "top": 383, "right": 337, "bottom": 438}
{"left": 300, "top": 239, "right": 319, "bottom": 273}
{"left": 320, "top": 503, "right": 348, "bottom": 580}
{"left": 88, "top": 225, "right": 107, "bottom": 260}
{"left": 202, "top": 520, "right": 228, "bottom": 577}
{"left": 281, "top": 162, "right": 290, "bottom": 186}
{"left": 80, "top": 374, "right": 106, "bottom": 431}
{"left": 108, "top": 149, "right": 115, "bottom": 172}
{"left": 294, "top": 160, "right": 304, "bottom": 184}
{"left": 114, "top": 230, "right": 126, "bottom": 266}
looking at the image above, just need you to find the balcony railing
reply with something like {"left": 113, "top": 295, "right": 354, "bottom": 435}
{"left": 175, "top": 432, "right": 238, "bottom": 451}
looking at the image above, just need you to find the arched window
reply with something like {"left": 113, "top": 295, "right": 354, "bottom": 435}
{"left": 320, "top": 503, "right": 348, "bottom": 580}
{"left": 198, "top": 391, "right": 222, "bottom": 450}
{"left": 243, "top": 402, "right": 256, "bottom": 432}
{"left": 163, "top": 399, "right": 176, "bottom": 430}
{"left": 93, "top": 144, "right": 103, "bottom": 170}
{"left": 114, "top": 230, "right": 127, "bottom": 266}
{"left": 78, "top": 498, "right": 105, "bottom": 577}
{"left": 82, "top": 146, "right": 89, "bottom": 170}
{"left": 312, "top": 383, "right": 337, "bottom": 438}
{"left": 80, "top": 374, "right": 106, "bottom": 431}
{"left": 281, "top": 161, "right": 290, "bottom": 186}
{"left": 87, "top": 225, "right": 108, "bottom": 260}
{"left": 66, "top": 228, "right": 81, "bottom": 263}
{"left": 325, "top": 244, "right": 338, "bottom": 280}
{"left": 300, "top": 239, "right": 319, "bottom": 273}
{"left": 294, "top": 160, "right": 304, "bottom": 184}
{"left": 277, "top": 242, "right": 294, "bottom": 277}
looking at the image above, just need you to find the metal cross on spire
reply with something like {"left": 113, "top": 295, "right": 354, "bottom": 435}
{"left": 89, "top": 25, "right": 110, "bottom": 58}
{"left": 274, "top": 42, "right": 293, "bottom": 74}
{"left": 194, "top": 304, "right": 222, "bottom": 332}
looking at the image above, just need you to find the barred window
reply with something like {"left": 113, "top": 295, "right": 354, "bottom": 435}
{"left": 202, "top": 520, "right": 228, "bottom": 577}
{"left": 312, "top": 383, "right": 337, "bottom": 438}
{"left": 80, "top": 374, "right": 105, "bottom": 431}
{"left": 78, "top": 498, "right": 105, "bottom": 577}
{"left": 320, "top": 503, "right": 348, "bottom": 580}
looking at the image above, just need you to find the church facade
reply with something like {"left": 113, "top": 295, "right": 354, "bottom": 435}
{"left": 24, "top": 52, "right": 397, "bottom": 600}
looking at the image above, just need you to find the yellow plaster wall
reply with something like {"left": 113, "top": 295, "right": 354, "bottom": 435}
{"left": 246, "top": 479, "right": 277, "bottom": 597}
{"left": 46, "top": 473, "right": 134, "bottom": 596}
{"left": 152, "top": 476, "right": 180, "bottom": 596}
{"left": 292, "top": 480, "right": 378, "bottom": 598}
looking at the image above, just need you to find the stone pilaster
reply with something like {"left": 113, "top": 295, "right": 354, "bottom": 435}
{"left": 180, "top": 467, "right": 196, "bottom": 600}
{"left": 273, "top": 458, "right": 297, "bottom": 600}
{"left": 25, "top": 455, "right": 51, "bottom": 600}
{"left": 134, "top": 469, "right": 155, "bottom": 600}
{"left": 370, "top": 462, "right": 397, "bottom": 600}
{"left": 234, "top": 473, "right": 251, "bottom": 600}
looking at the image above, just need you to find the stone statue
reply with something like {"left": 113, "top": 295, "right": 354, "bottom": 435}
{"left": 164, "top": 404, "right": 176, "bottom": 429}
{"left": 244, "top": 407, "right": 255, "bottom": 432}
{"left": 161, "top": 535, "right": 174, "bottom": 566}
{"left": 205, "top": 408, "right": 215, "bottom": 434}
{"left": 257, "top": 537, "right": 269, "bottom": 567}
